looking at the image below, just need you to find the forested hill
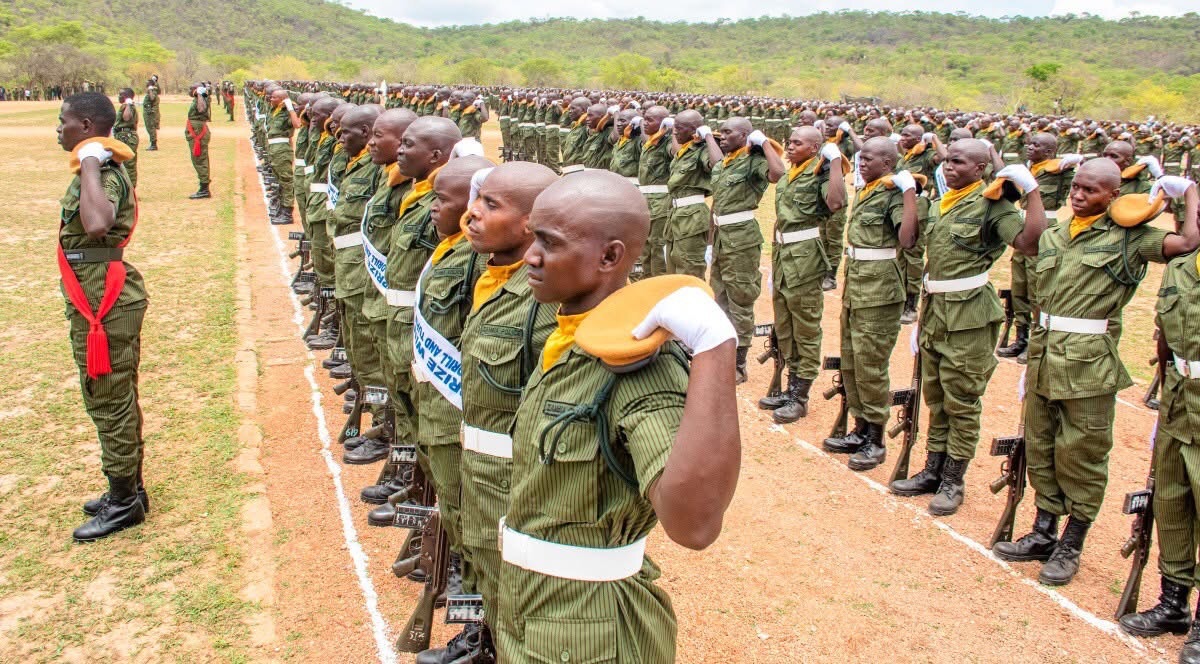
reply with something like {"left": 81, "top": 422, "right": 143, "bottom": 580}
{"left": 2, "top": 1, "right": 1198, "bottom": 120}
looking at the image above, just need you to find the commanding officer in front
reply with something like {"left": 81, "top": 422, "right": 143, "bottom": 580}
{"left": 994, "top": 160, "right": 1200, "bottom": 586}
{"left": 494, "top": 170, "right": 741, "bottom": 663}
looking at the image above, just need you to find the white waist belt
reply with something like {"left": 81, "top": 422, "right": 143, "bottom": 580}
{"left": 1173, "top": 354, "right": 1200, "bottom": 379}
{"left": 303, "top": 165, "right": 315, "bottom": 176}
{"left": 639, "top": 184, "right": 668, "bottom": 195}
{"left": 625, "top": 177, "right": 640, "bottom": 185}
{"left": 545, "top": 124, "right": 561, "bottom": 130}
{"left": 333, "top": 232, "right": 363, "bottom": 249}
{"left": 293, "top": 158, "right": 306, "bottom": 167}
{"left": 386, "top": 289, "right": 416, "bottom": 307}
{"left": 846, "top": 246, "right": 897, "bottom": 261}
{"left": 462, "top": 424, "right": 513, "bottom": 459}
{"left": 518, "top": 122, "right": 534, "bottom": 128}
{"left": 1002, "top": 152, "right": 1020, "bottom": 160}
{"left": 561, "top": 164, "right": 585, "bottom": 174}
{"left": 499, "top": 115, "right": 511, "bottom": 121}
{"left": 715, "top": 210, "right": 755, "bottom": 226}
{"left": 500, "top": 519, "right": 646, "bottom": 582}
{"left": 309, "top": 183, "right": 328, "bottom": 193}
{"left": 1039, "top": 312, "right": 1108, "bottom": 334}
{"left": 535, "top": 122, "right": 546, "bottom": 128}
{"left": 775, "top": 227, "right": 821, "bottom": 244}
{"left": 924, "top": 271, "right": 990, "bottom": 294}
{"left": 672, "top": 195, "right": 706, "bottom": 209}
{"left": 267, "top": 137, "right": 290, "bottom": 145}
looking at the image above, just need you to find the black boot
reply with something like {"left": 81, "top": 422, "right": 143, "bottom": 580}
{"left": 321, "top": 353, "right": 343, "bottom": 370}
{"left": 417, "top": 623, "right": 494, "bottom": 664}
{"left": 344, "top": 437, "right": 390, "bottom": 465}
{"left": 758, "top": 371, "right": 794, "bottom": 410}
{"left": 824, "top": 417, "right": 868, "bottom": 453}
{"left": 899, "top": 293, "right": 918, "bottom": 325}
{"left": 848, "top": 422, "right": 887, "bottom": 471}
{"left": 271, "top": 207, "right": 294, "bottom": 226}
{"left": 307, "top": 328, "right": 337, "bottom": 350}
{"left": 188, "top": 184, "right": 211, "bottom": 200}
{"left": 361, "top": 473, "right": 410, "bottom": 505}
{"left": 735, "top": 346, "right": 749, "bottom": 384}
{"left": 83, "top": 481, "right": 149, "bottom": 517}
{"left": 993, "top": 508, "right": 1059, "bottom": 562}
{"left": 821, "top": 271, "right": 837, "bottom": 292}
{"left": 773, "top": 376, "right": 813, "bottom": 424}
{"left": 329, "top": 363, "right": 353, "bottom": 379}
{"left": 1039, "top": 516, "right": 1091, "bottom": 586}
{"left": 146, "top": 143, "right": 157, "bottom": 151}
{"left": 890, "top": 451, "right": 945, "bottom": 496}
{"left": 928, "top": 457, "right": 969, "bottom": 516}
{"left": 1182, "top": 613, "right": 1200, "bottom": 664}
{"left": 1118, "top": 577, "right": 1192, "bottom": 637}
{"left": 997, "top": 325, "right": 1028, "bottom": 358}
{"left": 73, "top": 474, "right": 146, "bottom": 542}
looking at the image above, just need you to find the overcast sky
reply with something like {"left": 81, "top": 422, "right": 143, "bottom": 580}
{"left": 340, "top": 0, "right": 1193, "bottom": 27}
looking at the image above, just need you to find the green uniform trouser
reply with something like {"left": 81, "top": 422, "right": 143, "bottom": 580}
{"left": 186, "top": 120, "right": 210, "bottom": 186}
{"left": 144, "top": 111, "right": 158, "bottom": 146}
{"left": 772, "top": 271, "right": 823, "bottom": 380}
{"left": 422, "top": 437, "right": 464, "bottom": 551}
{"left": 710, "top": 223, "right": 762, "bottom": 347}
{"left": 267, "top": 143, "right": 295, "bottom": 208}
{"left": 541, "top": 125, "right": 561, "bottom": 173}
{"left": 635, "top": 194, "right": 670, "bottom": 280}
{"left": 1010, "top": 253, "right": 1033, "bottom": 327}
{"left": 340, "top": 292, "right": 385, "bottom": 409}
{"left": 1153, "top": 429, "right": 1200, "bottom": 587}
{"left": 69, "top": 303, "right": 146, "bottom": 478}
{"left": 522, "top": 126, "right": 539, "bottom": 163}
{"left": 384, "top": 311, "right": 418, "bottom": 445}
{"left": 919, "top": 322, "right": 1000, "bottom": 461}
{"left": 460, "top": 450, "right": 510, "bottom": 626}
{"left": 1025, "top": 390, "right": 1116, "bottom": 522}
{"left": 665, "top": 204, "right": 710, "bottom": 279}
{"left": 821, "top": 209, "right": 846, "bottom": 276}
{"left": 115, "top": 130, "right": 138, "bottom": 189}
{"left": 902, "top": 200, "right": 930, "bottom": 296}
{"left": 840, "top": 300, "right": 903, "bottom": 425}
{"left": 499, "top": 117, "right": 511, "bottom": 155}
{"left": 294, "top": 173, "right": 308, "bottom": 230}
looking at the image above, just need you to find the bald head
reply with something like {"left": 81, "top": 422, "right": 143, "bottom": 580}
{"left": 722, "top": 117, "right": 752, "bottom": 134}
{"left": 397, "top": 116, "right": 462, "bottom": 179}
{"left": 1077, "top": 158, "right": 1121, "bottom": 191}
{"left": 342, "top": 104, "right": 381, "bottom": 131}
{"left": 1103, "top": 140, "right": 1135, "bottom": 169}
{"left": 377, "top": 107, "right": 417, "bottom": 134}
{"left": 408, "top": 116, "right": 462, "bottom": 151}
{"left": 952, "top": 138, "right": 991, "bottom": 167}
{"left": 793, "top": 126, "right": 822, "bottom": 144}
{"left": 534, "top": 171, "right": 649, "bottom": 259}
{"left": 864, "top": 117, "right": 894, "bottom": 139}
{"left": 432, "top": 155, "right": 494, "bottom": 237}
{"left": 481, "top": 162, "right": 559, "bottom": 216}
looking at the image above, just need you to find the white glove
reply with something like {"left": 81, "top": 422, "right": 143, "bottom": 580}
{"left": 378, "top": 81, "right": 387, "bottom": 94}
{"left": 995, "top": 164, "right": 1038, "bottom": 194}
{"left": 631, "top": 286, "right": 736, "bottom": 355}
{"left": 661, "top": 117, "right": 675, "bottom": 130}
{"left": 838, "top": 121, "right": 851, "bottom": 133}
{"left": 704, "top": 245, "right": 713, "bottom": 267}
{"left": 921, "top": 132, "right": 935, "bottom": 144}
{"left": 196, "top": 86, "right": 207, "bottom": 96}
{"left": 1067, "top": 127, "right": 1080, "bottom": 135}
{"left": 747, "top": 130, "right": 767, "bottom": 147}
{"left": 77, "top": 142, "right": 112, "bottom": 164}
{"left": 696, "top": 125, "right": 713, "bottom": 140}
{"left": 468, "top": 167, "right": 494, "bottom": 206}
{"left": 450, "top": 138, "right": 485, "bottom": 159}
{"left": 607, "top": 105, "right": 620, "bottom": 116}
{"left": 1150, "top": 176, "right": 1195, "bottom": 200}
{"left": 283, "top": 98, "right": 295, "bottom": 113}
{"left": 1137, "top": 155, "right": 1164, "bottom": 178}
{"left": 441, "top": 100, "right": 450, "bottom": 109}
{"left": 628, "top": 100, "right": 641, "bottom": 109}
{"left": 1059, "top": 153, "right": 1084, "bottom": 168}
{"left": 891, "top": 170, "right": 917, "bottom": 193}
{"left": 630, "top": 116, "right": 643, "bottom": 129}
{"left": 819, "top": 142, "right": 842, "bottom": 162}
{"left": 909, "top": 325, "right": 920, "bottom": 356}
{"left": 888, "top": 132, "right": 902, "bottom": 143}
{"left": 475, "top": 98, "right": 485, "bottom": 108}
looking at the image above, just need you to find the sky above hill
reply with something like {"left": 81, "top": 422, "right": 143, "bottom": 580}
{"left": 341, "top": 0, "right": 1192, "bottom": 27}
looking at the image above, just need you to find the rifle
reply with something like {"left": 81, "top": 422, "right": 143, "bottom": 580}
{"left": 887, "top": 349, "right": 923, "bottom": 485}
{"left": 335, "top": 378, "right": 363, "bottom": 443}
{"left": 287, "top": 231, "right": 312, "bottom": 288}
{"left": 997, "top": 288, "right": 1015, "bottom": 351}
{"left": 988, "top": 423, "right": 1027, "bottom": 548}
{"left": 394, "top": 505, "right": 449, "bottom": 653}
{"left": 391, "top": 465, "right": 437, "bottom": 580}
{"left": 303, "top": 287, "right": 334, "bottom": 340}
{"left": 754, "top": 323, "right": 783, "bottom": 409}
{"left": 1115, "top": 468, "right": 1156, "bottom": 619}
{"left": 822, "top": 356, "right": 848, "bottom": 441}
{"left": 1144, "top": 329, "right": 1162, "bottom": 410}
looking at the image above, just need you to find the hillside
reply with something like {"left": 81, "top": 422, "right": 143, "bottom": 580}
{"left": 1, "top": 1, "right": 1198, "bottom": 120}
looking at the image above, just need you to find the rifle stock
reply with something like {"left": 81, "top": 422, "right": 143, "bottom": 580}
{"left": 1115, "top": 477, "right": 1156, "bottom": 619}
{"left": 338, "top": 380, "right": 364, "bottom": 443}
{"left": 823, "top": 356, "right": 848, "bottom": 441}
{"left": 988, "top": 433, "right": 1026, "bottom": 549}
{"left": 396, "top": 507, "right": 447, "bottom": 653}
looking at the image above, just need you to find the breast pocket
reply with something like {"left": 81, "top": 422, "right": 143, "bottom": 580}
{"left": 537, "top": 412, "right": 600, "bottom": 524}
{"left": 466, "top": 334, "right": 526, "bottom": 413}
{"left": 1079, "top": 251, "right": 1121, "bottom": 294}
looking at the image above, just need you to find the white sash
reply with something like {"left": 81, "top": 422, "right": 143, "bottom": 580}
{"left": 361, "top": 207, "right": 389, "bottom": 296}
{"left": 326, "top": 166, "right": 340, "bottom": 210}
{"left": 412, "top": 258, "right": 464, "bottom": 410}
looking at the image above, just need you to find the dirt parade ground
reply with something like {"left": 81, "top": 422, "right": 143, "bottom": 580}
{"left": 0, "top": 99, "right": 1185, "bottom": 663}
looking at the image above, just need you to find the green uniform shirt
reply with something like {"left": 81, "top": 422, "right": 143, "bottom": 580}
{"left": 361, "top": 174, "right": 410, "bottom": 322}
{"left": 142, "top": 88, "right": 158, "bottom": 114}
{"left": 331, "top": 154, "right": 380, "bottom": 299}
{"left": 306, "top": 133, "right": 337, "bottom": 221}
{"left": 113, "top": 102, "right": 137, "bottom": 134}
{"left": 1056, "top": 131, "right": 1081, "bottom": 155}
{"left": 1121, "top": 166, "right": 1154, "bottom": 196}
{"left": 608, "top": 134, "right": 641, "bottom": 178}
{"left": 266, "top": 107, "right": 293, "bottom": 140}
{"left": 773, "top": 158, "right": 832, "bottom": 284}
{"left": 59, "top": 164, "right": 146, "bottom": 310}
{"left": 898, "top": 145, "right": 937, "bottom": 182}
{"left": 1031, "top": 162, "right": 1075, "bottom": 211}
{"left": 667, "top": 141, "right": 712, "bottom": 199}
{"left": 1163, "top": 143, "right": 1187, "bottom": 175}
{"left": 1156, "top": 251, "right": 1200, "bottom": 444}
{"left": 187, "top": 97, "right": 209, "bottom": 123}
{"left": 1027, "top": 213, "right": 1169, "bottom": 400}
{"left": 1000, "top": 131, "right": 1026, "bottom": 163}
{"left": 561, "top": 120, "right": 589, "bottom": 167}
{"left": 844, "top": 182, "right": 906, "bottom": 309}
{"left": 458, "top": 106, "right": 482, "bottom": 139}
{"left": 581, "top": 125, "right": 615, "bottom": 170}
{"left": 711, "top": 151, "right": 768, "bottom": 216}
{"left": 385, "top": 188, "right": 439, "bottom": 322}
{"left": 1081, "top": 132, "right": 1107, "bottom": 156}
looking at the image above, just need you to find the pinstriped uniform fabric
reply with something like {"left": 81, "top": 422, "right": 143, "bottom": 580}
{"left": 636, "top": 130, "right": 673, "bottom": 279}
{"left": 772, "top": 158, "right": 832, "bottom": 379}
{"left": 711, "top": 152, "right": 768, "bottom": 347}
{"left": 495, "top": 344, "right": 687, "bottom": 664}
{"left": 305, "top": 134, "right": 337, "bottom": 285}
{"left": 59, "top": 168, "right": 146, "bottom": 308}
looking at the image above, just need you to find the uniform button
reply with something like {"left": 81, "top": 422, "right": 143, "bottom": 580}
{"left": 556, "top": 443, "right": 566, "bottom": 454}
{"left": 560, "top": 651, "right": 570, "bottom": 662}
{"left": 500, "top": 479, "right": 509, "bottom": 489}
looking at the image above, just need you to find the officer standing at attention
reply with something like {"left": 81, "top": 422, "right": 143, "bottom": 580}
{"left": 185, "top": 83, "right": 212, "bottom": 200}
{"left": 993, "top": 160, "right": 1199, "bottom": 586}
{"left": 266, "top": 88, "right": 302, "bottom": 225}
{"left": 112, "top": 88, "right": 139, "bottom": 188}
{"left": 56, "top": 92, "right": 149, "bottom": 542}
{"left": 494, "top": 170, "right": 741, "bottom": 663}
{"left": 665, "top": 109, "right": 715, "bottom": 279}
{"left": 142, "top": 77, "right": 159, "bottom": 152}
{"left": 635, "top": 106, "right": 674, "bottom": 280}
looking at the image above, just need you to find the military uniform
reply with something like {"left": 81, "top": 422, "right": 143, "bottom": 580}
{"left": 665, "top": 140, "right": 712, "bottom": 278}
{"left": 560, "top": 115, "right": 589, "bottom": 173}
{"left": 113, "top": 100, "right": 139, "bottom": 188}
{"left": 580, "top": 119, "right": 615, "bottom": 171}
{"left": 1012, "top": 160, "right": 1076, "bottom": 331}
{"left": 292, "top": 121, "right": 310, "bottom": 229}
{"left": 1080, "top": 131, "right": 1107, "bottom": 159}
{"left": 142, "top": 86, "right": 159, "bottom": 149}
{"left": 185, "top": 95, "right": 211, "bottom": 189}
{"left": 540, "top": 105, "right": 565, "bottom": 173}
{"left": 823, "top": 133, "right": 857, "bottom": 282}
{"left": 265, "top": 105, "right": 296, "bottom": 213}
{"left": 1121, "top": 163, "right": 1155, "bottom": 196}
{"left": 457, "top": 104, "right": 482, "bottom": 140}
{"left": 897, "top": 143, "right": 939, "bottom": 306}
{"left": 1000, "top": 130, "right": 1026, "bottom": 165}
{"left": 637, "top": 128, "right": 673, "bottom": 279}
{"left": 306, "top": 131, "right": 337, "bottom": 288}
{"left": 494, "top": 325, "right": 687, "bottom": 664}
{"left": 709, "top": 147, "right": 768, "bottom": 348}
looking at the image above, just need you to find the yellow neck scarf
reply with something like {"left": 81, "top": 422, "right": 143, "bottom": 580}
{"left": 722, "top": 146, "right": 748, "bottom": 168}
{"left": 398, "top": 166, "right": 441, "bottom": 219}
{"left": 857, "top": 178, "right": 884, "bottom": 203}
{"left": 903, "top": 142, "right": 926, "bottom": 161}
{"left": 346, "top": 146, "right": 369, "bottom": 170}
{"left": 643, "top": 128, "right": 667, "bottom": 151}
{"left": 1029, "top": 159, "right": 1052, "bottom": 177}
{"left": 272, "top": 106, "right": 283, "bottom": 118}
{"left": 573, "top": 115, "right": 587, "bottom": 128}
{"left": 431, "top": 232, "right": 464, "bottom": 266}
{"left": 1069, "top": 213, "right": 1104, "bottom": 239}
{"left": 787, "top": 157, "right": 815, "bottom": 182}
{"left": 542, "top": 309, "right": 592, "bottom": 371}
{"left": 472, "top": 260, "right": 523, "bottom": 312}
{"left": 675, "top": 140, "right": 694, "bottom": 160}
{"left": 939, "top": 180, "right": 983, "bottom": 215}
{"left": 462, "top": 104, "right": 477, "bottom": 115}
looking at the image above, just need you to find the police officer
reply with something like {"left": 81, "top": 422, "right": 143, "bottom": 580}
{"left": 113, "top": 88, "right": 139, "bottom": 188}
{"left": 185, "top": 83, "right": 212, "bottom": 199}
{"left": 142, "top": 77, "right": 159, "bottom": 151}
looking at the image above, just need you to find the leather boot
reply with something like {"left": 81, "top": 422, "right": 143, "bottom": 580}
{"left": 735, "top": 346, "right": 749, "bottom": 384}
{"left": 773, "top": 376, "right": 813, "bottom": 424}
{"left": 899, "top": 293, "right": 918, "bottom": 325}
{"left": 1119, "top": 577, "right": 1192, "bottom": 636}
{"left": 1039, "top": 516, "right": 1091, "bottom": 586}
{"left": 293, "top": 281, "right": 315, "bottom": 295}
{"left": 344, "top": 437, "right": 390, "bottom": 465}
{"left": 824, "top": 417, "right": 868, "bottom": 453}
{"left": 821, "top": 271, "right": 837, "bottom": 292}
{"left": 1017, "top": 346, "right": 1028, "bottom": 365}
{"left": 848, "top": 422, "right": 887, "bottom": 471}
{"left": 188, "top": 184, "right": 211, "bottom": 199}
{"left": 307, "top": 328, "right": 337, "bottom": 350}
{"left": 997, "top": 325, "right": 1028, "bottom": 358}
{"left": 146, "top": 143, "right": 157, "bottom": 151}
{"left": 329, "top": 363, "right": 353, "bottom": 379}
{"left": 928, "top": 456, "right": 969, "bottom": 516}
{"left": 73, "top": 474, "right": 146, "bottom": 542}
{"left": 890, "top": 450, "right": 945, "bottom": 496}
{"left": 1181, "top": 611, "right": 1200, "bottom": 664}
{"left": 344, "top": 389, "right": 358, "bottom": 403}
{"left": 271, "top": 207, "right": 294, "bottom": 226}
{"left": 757, "top": 371, "right": 795, "bottom": 410}
{"left": 993, "top": 508, "right": 1059, "bottom": 562}
{"left": 321, "top": 353, "right": 343, "bottom": 370}
{"left": 417, "top": 623, "right": 490, "bottom": 664}
{"left": 84, "top": 457, "right": 149, "bottom": 516}
{"left": 361, "top": 473, "right": 410, "bottom": 505}
{"left": 448, "top": 623, "right": 496, "bottom": 664}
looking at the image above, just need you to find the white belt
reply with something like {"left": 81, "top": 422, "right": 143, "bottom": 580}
{"left": 333, "top": 232, "right": 363, "bottom": 249}
{"left": 559, "top": 128, "right": 571, "bottom": 134}
{"left": 304, "top": 165, "right": 315, "bottom": 176}
{"left": 499, "top": 115, "right": 511, "bottom": 121}
{"left": 923, "top": 271, "right": 990, "bottom": 294}
{"left": 672, "top": 195, "right": 706, "bottom": 209}
{"left": 1038, "top": 312, "right": 1108, "bottom": 334}
{"left": 639, "top": 184, "right": 668, "bottom": 195}
{"left": 293, "top": 158, "right": 306, "bottom": 167}
{"left": 267, "top": 137, "right": 289, "bottom": 145}
{"left": 462, "top": 424, "right": 513, "bottom": 459}
{"left": 625, "top": 177, "right": 640, "bottom": 185}
{"left": 535, "top": 122, "right": 546, "bottom": 128}
{"left": 775, "top": 227, "right": 821, "bottom": 244}
{"left": 386, "top": 289, "right": 416, "bottom": 307}
{"left": 714, "top": 210, "right": 755, "bottom": 226}
{"left": 1173, "top": 354, "right": 1200, "bottom": 379}
{"left": 561, "top": 164, "right": 585, "bottom": 174}
{"left": 846, "top": 246, "right": 897, "bottom": 261}
{"left": 309, "top": 183, "right": 328, "bottom": 193}
{"left": 518, "top": 122, "right": 534, "bottom": 128}
{"left": 500, "top": 518, "right": 645, "bottom": 582}
{"left": 1002, "top": 152, "right": 1020, "bottom": 160}
{"left": 545, "top": 124, "right": 560, "bottom": 130}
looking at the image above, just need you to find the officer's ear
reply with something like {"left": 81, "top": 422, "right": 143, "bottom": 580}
{"left": 598, "top": 239, "right": 625, "bottom": 274}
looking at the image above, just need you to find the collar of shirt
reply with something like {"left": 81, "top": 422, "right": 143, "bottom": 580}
{"left": 939, "top": 180, "right": 983, "bottom": 216}
{"left": 541, "top": 308, "right": 593, "bottom": 371}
